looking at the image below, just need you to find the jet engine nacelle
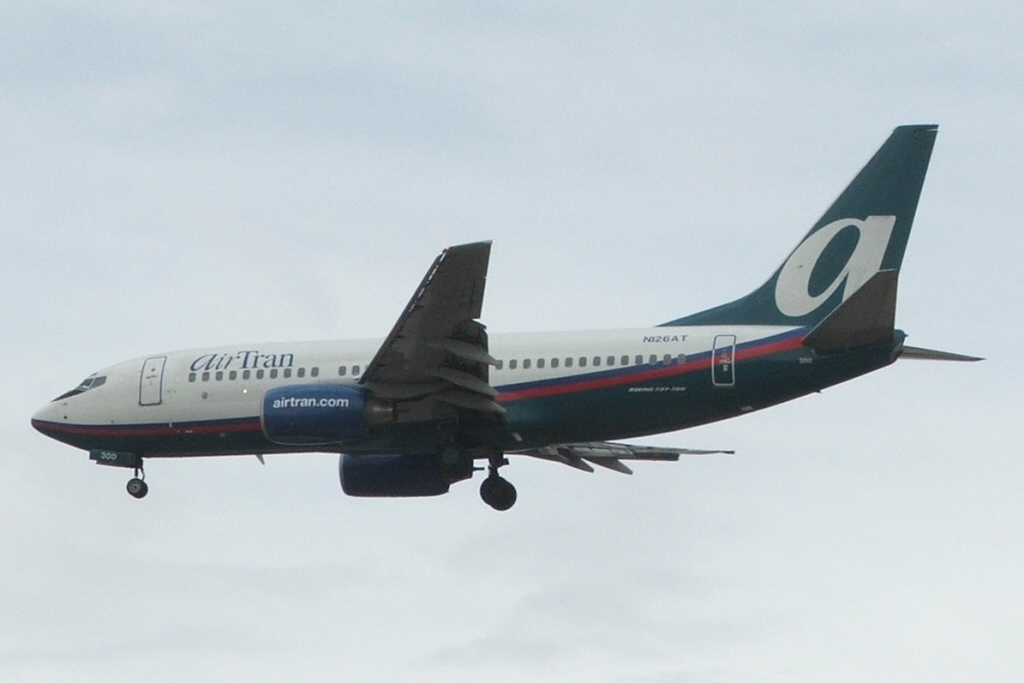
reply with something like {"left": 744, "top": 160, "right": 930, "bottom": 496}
{"left": 339, "top": 454, "right": 451, "bottom": 497}
{"left": 262, "top": 384, "right": 392, "bottom": 445}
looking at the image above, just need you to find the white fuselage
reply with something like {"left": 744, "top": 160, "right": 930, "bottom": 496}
{"left": 32, "top": 325, "right": 803, "bottom": 455}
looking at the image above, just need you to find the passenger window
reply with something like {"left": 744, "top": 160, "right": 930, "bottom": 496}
{"left": 284, "top": 368, "right": 292, "bottom": 379}
{"left": 257, "top": 369, "right": 264, "bottom": 379}
{"left": 537, "top": 358, "right": 545, "bottom": 369}
{"left": 551, "top": 358, "right": 559, "bottom": 369}
{"left": 297, "top": 368, "right": 305, "bottom": 378}
{"left": 663, "top": 354, "right": 672, "bottom": 364}
{"left": 509, "top": 359, "right": 517, "bottom": 370}
{"left": 311, "top": 367, "right": 319, "bottom": 377}
{"left": 565, "top": 357, "right": 573, "bottom": 368}
{"left": 649, "top": 355, "right": 657, "bottom": 364}
{"left": 495, "top": 360, "right": 504, "bottom": 370}
{"left": 523, "top": 359, "right": 531, "bottom": 369}
{"left": 229, "top": 370, "right": 237, "bottom": 380}
{"left": 677, "top": 354, "right": 686, "bottom": 365}
{"left": 189, "top": 372, "right": 197, "bottom": 383}
{"left": 243, "top": 370, "right": 251, "bottom": 380}
{"left": 607, "top": 356, "right": 615, "bottom": 366}
{"left": 635, "top": 355, "right": 643, "bottom": 365}
{"left": 621, "top": 355, "right": 629, "bottom": 366}
{"left": 270, "top": 369, "right": 278, "bottom": 379}
{"left": 215, "top": 371, "right": 223, "bottom": 381}
{"left": 579, "top": 357, "right": 587, "bottom": 367}
{"left": 593, "top": 356, "right": 601, "bottom": 367}
{"left": 353, "top": 365, "right": 360, "bottom": 375}
{"left": 202, "top": 372, "right": 210, "bottom": 382}
{"left": 339, "top": 366, "right": 347, "bottom": 376}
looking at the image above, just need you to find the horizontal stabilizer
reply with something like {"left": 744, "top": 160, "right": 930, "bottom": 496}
{"left": 513, "top": 441, "right": 734, "bottom": 475}
{"left": 899, "top": 345, "right": 983, "bottom": 362}
{"left": 804, "top": 269, "right": 898, "bottom": 352}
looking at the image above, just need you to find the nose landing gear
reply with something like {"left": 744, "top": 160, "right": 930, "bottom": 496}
{"left": 126, "top": 464, "right": 148, "bottom": 499}
{"left": 126, "top": 476, "right": 148, "bottom": 499}
{"left": 89, "top": 450, "right": 149, "bottom": 499}
{"left": 479, "top": 454, "right": 516, "bottom": 511}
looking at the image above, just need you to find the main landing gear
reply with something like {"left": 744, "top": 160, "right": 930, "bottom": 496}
{"left": 479, "top": 454, "right": 516, "bottom": 511}
{"left": 126, "top": 464, "right": 148, "bottom": 499}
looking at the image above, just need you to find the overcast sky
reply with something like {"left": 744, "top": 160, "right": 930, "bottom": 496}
{"left": 2, "top": 3, "right": 1022, "bottom": 682}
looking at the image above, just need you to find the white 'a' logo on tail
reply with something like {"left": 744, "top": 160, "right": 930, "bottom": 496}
{"left": 774, "top": 215, "right": 896, "bottom": 318}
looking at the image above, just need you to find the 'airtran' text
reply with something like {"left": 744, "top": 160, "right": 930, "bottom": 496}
{"left": 190, "top": 351, "right": 295, "bottom": 373}
{"left": 272, "top": 396, "right": 350, "bottom": 409}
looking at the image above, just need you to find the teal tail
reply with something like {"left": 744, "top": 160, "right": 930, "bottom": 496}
{"left": 662, "top": 124, "right": 938, "bottom": 328}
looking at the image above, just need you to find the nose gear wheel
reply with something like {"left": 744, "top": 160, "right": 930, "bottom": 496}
{"left": 126, "top": 463, "right": 148, "bottom": 499}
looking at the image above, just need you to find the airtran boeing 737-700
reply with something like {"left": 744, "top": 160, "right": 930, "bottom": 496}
{"left": 32, "top": 125, "right": 979, "bottom": 510}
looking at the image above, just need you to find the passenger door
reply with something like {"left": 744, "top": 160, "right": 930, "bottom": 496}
{"left": 712, "top": 335, "right": 736, "bottom": 387}
{"left": 139, "top": 356, "right": 167, "bottom": 406}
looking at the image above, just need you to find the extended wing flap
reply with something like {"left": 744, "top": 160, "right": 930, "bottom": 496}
{"left": 584, "top": 457, "right": 633, "bottom": 475}
{"left": 434, "top": 387, "right": 506, "bottom": 415}
{"left": 361, "top": 242, "right": 504, "bottom": 425}
{"left": 513, "top": 441, "right": 734, "bottom": 474}
{"left": 363, "top": 242, "right": 492, "bottom": 386}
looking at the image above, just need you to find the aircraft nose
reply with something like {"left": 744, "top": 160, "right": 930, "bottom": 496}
{"left": 31, "top": 402, "right": 63, "bottom": 436}
{"left": 32, "top": 399, "right": 92, "bottom": 450}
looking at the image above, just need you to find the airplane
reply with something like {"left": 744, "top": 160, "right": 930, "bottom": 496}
{"left": 32, "top": 124, "right": 980, "bottom": 510}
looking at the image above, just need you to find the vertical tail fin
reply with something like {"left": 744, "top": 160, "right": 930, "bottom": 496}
{"left": 663, "top": 124, "right": 938, "bottom": 327}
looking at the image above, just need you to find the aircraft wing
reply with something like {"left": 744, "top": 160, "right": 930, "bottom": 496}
{"left": 513, "top": 442, "right": 735, "bottom": 474}
{"left": 361, "top": 242, "right": 504, "bottom": 416}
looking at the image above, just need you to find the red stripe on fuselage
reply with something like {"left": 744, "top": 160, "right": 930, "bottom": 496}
{"left": 33, "top": 332, "right": 808, "bottom": 439}
{"left": 32, "top": 417, "right": 262, "bottom": 438}
{"left": 496, "top": 333, "right": 806, "bottom": 403}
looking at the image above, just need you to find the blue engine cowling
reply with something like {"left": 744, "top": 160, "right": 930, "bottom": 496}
{"left": 262, "top": 384, "right": 370, "bottom": 445}
{"left": 339, "top": 454, "right": 451, "bottom": 497}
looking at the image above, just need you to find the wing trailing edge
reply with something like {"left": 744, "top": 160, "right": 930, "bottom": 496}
{"left": 513, "top": 441, "right": 734, "bottom": 475}
{"left": 361, "top": 242, "right": 506, "bottom": 418}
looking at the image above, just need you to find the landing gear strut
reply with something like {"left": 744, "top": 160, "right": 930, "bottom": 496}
{"left": 479, "top": 454, "right": 516, "bottom": 511}
{"left": 126, "top": 463, "right": 148, "bottom": 499}
{"left": 87, "top": 450, "right": 149, "bottom": 498}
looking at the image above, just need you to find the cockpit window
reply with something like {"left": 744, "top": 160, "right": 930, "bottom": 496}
{"left": 52, "top": 374, "right": 107, "bottom": 401}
